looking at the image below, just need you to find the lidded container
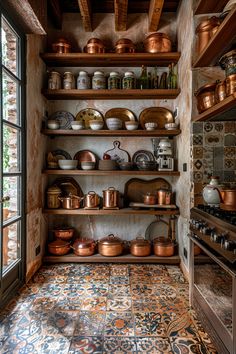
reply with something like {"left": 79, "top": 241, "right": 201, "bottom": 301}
{"left": 144, "top": 32, "right": 172, "bottom": 53}
{"left": 130, "top": 237, "right": 151, "bottom": 257}
{"left": 48, "top": 239, "right": 71, "bottom": 256}
{"left": 52, "top": 38, "right": 71, "bottom": 53}
{"left": 153, "top": 236, "right": 175, "bottom": 257}
{"left": 92, "top": 71, "right": 106, "bottom": 89}
{"left": 71, "top": 238, "right": 96, "bottom": 256}
{"left": 63, "top": 72, "right": 75, "bottom": 89}
{"left": 202, "top": 176, "right": 221, "bottom": 207}
{"left": 219, "top": 50, "right": 236, "bottom": 77}
{"left": 77, "top": 71, "right": 90, "bottom": 89}
{"left": 98, "top": 234, "right": 123, "bottom": 256}
{"left": 108, "top": 71, "right": 121, "bottom": 89}
{"left": 122, "top": 71, "right": 136, "bottom": 89}
{"left": 47, "top": 185, "right": 61, "bottom": 209}
{"left": 195, "top": 16, "right": 221, "bottom": 55}
{"left": 48, "top": 71, "right": 61, "bottom": 90}
{"left": 195, "top": 82, "right": 217, "bottom": 113}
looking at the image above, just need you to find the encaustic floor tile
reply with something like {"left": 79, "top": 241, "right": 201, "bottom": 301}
{"left": 74, "top": 311, "right": 105, "bottom": 336}
{"left": 104, "top": 311, "right": 134, "bottom": 336}
{"left": 69, "top": 336, "right": 103, "bottom": 354}
{"left": 107, "top": 297, "right": 132, "bottom": 312}
{"left": 134, "top": 312, "right": 167, "bottom": 337}
{"left": 103, "top": 336, "right": 136, "bottom": 353}
{"left": 170, "top": 336, "right": 208, "bottom": 354}
{"left": 136, "top": 336, "right": 172, "bottom": 354}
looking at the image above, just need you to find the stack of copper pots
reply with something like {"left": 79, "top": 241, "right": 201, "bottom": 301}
{"left": 195, "top": 17, "right": 221, "bottom": 55}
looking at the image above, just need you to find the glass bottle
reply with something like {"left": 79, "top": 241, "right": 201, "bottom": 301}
{"left": 152, "top": 67, "right": 159, "bottom": 89}
{"left": 167, "top": 64, "right": 172, "bottom": 89}
{"left": 171, "top": 63, "right": 178, "bottom": 89}
{"left": 139, "top": 65, "right": 149, "bottom": 89}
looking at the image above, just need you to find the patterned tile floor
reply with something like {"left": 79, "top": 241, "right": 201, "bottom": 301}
{"left": 0, "top": 263, "right": 218, "bottom": 353}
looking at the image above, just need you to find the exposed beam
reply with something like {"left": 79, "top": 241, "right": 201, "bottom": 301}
{"left": 148, "top": 0, "right": 164, "bottom": 32}
{"left": 78, "top": 0, "right": 92, "bottom": 32}
{"left": 48, "top": 0, "right": 63, "bottom": 29}
{"left": 114, "top": 0, "right": 128, "bottom": 31}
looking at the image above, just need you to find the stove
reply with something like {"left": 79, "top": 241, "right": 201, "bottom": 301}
{"left": 197, "top": 204, "right": 236, "bottom": 226}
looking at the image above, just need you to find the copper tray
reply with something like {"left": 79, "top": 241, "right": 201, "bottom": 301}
{"left": 139, "top": 107, "right": 174, "bottom": 129}
{"left": 54, "top": 177, "right": 83, "bottom": 197}
{"left": 105, "top": 108, "right": 136, "bottom": 129}
{"left": 76, "top": 108, "right": 104, "bottom": 129}
{"left": 74, "top": 150, "right": 98, "bottom": 169}
{"left": 124, "top": 178, "right": 171, "bottom": 206}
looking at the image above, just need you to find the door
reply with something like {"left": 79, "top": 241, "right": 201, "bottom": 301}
{"left": 0, "top": 8, "right": 25, "bottom": 307}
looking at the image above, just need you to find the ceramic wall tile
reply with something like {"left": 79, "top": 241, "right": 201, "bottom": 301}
{"left": 193, "top": 147, "right": 203, "bottom": 159}
{"left": 192, "top": 123, "right": 203, "bottom": 134}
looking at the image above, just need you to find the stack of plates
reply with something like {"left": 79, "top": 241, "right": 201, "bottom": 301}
{"left": 98, "top": 160, "right": 118, "bottom": 170}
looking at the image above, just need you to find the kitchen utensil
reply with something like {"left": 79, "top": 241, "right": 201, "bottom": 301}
{"left": 84, "top": 38, "right": 105, "bottom": 53}
{"left": 145, "top": 122, "right": 158, "bottom": 130}
{"left": 76, "top": 108, "right": 104, "bottom": 129}
{"left": 47, "top": 150, "right": 72, "bottom": 169}
{"left": 125, "top": 121, "right": 139, "bottom": 130}
{"left": 80, "top": 161, "right": 96, "bottom": 170}
{"left": 144, "top": 32, "right": 172, "bottom": 53}
{"left": 195, "top": 17, "right": 221, "bottom": 55}
{"left": 98, "top": 160, "right": 118, "bottom": 170}
{"left": 48, "top": 239, "right": 71, "bottom": 255}
{"left": 153, "top": 237, "right": 175, "bottom": 257}
{"left": 145, "top": 216, "right": 169, "bottom": 241}
{"left": 89, "top": 120, "right": 104, "bottom": 130}
{"left": 215, "top": 80, "right": 226, "bottom": 103}
{"left": 47, "top": 120, "right": 60, "bottom": 130}
{"left": 71, "top": 238, "right": 96, "bottom": 256}
{"left": 165, "top": 122, "right": 178, "bottom": 130}
{"left": 74, "top": 150, "right": 98, "bottom": 169}
{"left": 143, "top": 193, "right": 157, "bottom": 205}
{"left": 130, "top": 237, "right": 151, "bottom": 257}
{"left": 54, "top": 177, "right": 83, "bottom": 197}
{"left": 139, "top": 107, "right": 174, "bottom": 129}
{"left": 103, "top": 187, "right": 119, "bottom": 209}
{"left": 157, "top": 189, "right": 172, "bottom": 205}
{"left": 53, "top": 227, "right": 74, "bottom": 241}
{"left": 49, "top": 111, "right": 75, "bottom": 130}
{"left": 219, "top": 49, "right": 236, "bottom": 77}
{"left": 84, "top": 191, "right": 100, "bottom": 208}
{"left": 106, "top": 118, "right": 123, "bottom": 130}
{"left": 98, "top": 234, "right": 123, "bottom": 256}
{"left": 104, "top": 141, "right": 130, "bottom": 163}
{"left": 225, "top": 74, "right": 236, "bottom": 96}
{"left": 115, "top": 38, "right": 136, "bottom": 53}
{"left": 47, "top": 185, "right": 62, "bottom": 209}
{"left": 132, "top": 150, "right": 155, "bottom": 163}
{"left": 105, "top": 108, "right": 136, "bottom": 129}
{"left": 219, "top": 189, "right": 236, "bottom": 211}
{"left": 58, "top": 159, "right": 78, "bottom": 170}
{"left": 71, "top": 121, "right": 85, "bottom": 130}
{"left": 52, "top": 38, "right": 71, "bottom": 53}
{"left": 58, "top": 194, "right": 84, "bottom": 209}
{"left": 195, "top": 82, "right": 217, "bottom": 113}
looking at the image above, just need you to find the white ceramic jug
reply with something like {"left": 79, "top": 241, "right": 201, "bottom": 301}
{"left": 202, "top": 176, "right": 221, "bottom": 207}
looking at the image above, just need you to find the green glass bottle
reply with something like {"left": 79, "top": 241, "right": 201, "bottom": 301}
{"left": 171, "top": 63, "right": 177, "bottom": 89}
{"left": 139, "top": 65, "right": 149, "bottom": 89}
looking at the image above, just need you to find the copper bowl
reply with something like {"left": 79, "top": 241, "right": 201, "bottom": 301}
{"left": 52, "top": 38, "right": 71, "bottom": 53}
{"left": 144, "top": 32, "right": 172, "bottom": 53}
{"left": 48, "top": 239, "right": 71, "bottom": 255}
{"left": 195, "top": 82, "right": 217, "bottom": 113}
{"left": 115, "top": 38, "right": 135, "bottom": 53}
{"left": 153, "top": 237, "right": 175, "bottom": 257}
{"left": 71, "top": 238, "right": 96, "bottom": 256}
{"left": 84, "top": 38, "right": 105, "bottom": 53}
{"left": 225, "top": 74, "right": 236, "bottom": 96}
{"left": 143, "top": 193, "right": 157, "bottom": 205}
{"left": 53, "top": 227, "right": 74, "bottom": 241}
{"left": 130, "top": 237, "right": 151, "bottom": 257}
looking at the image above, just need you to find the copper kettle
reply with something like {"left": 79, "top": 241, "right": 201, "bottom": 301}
{"left": 103, "top": 187, "right": 119, "bottom": 208}
{"left": 84, "top": 191, "right": 100, "bottom": 208}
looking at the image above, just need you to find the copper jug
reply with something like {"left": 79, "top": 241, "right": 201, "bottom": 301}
{"left": 103, "top": 187, "right": 119, "bottom": 208}
{"left": 84, "top": 191, "right": 100, "bottom": 208}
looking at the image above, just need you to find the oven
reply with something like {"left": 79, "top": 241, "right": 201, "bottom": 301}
{"left": 189, "top": 206, "right": 236, "bottom": 354}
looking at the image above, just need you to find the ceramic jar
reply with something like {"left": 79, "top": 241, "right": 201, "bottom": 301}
{"left": 108, "top": 72, "right": 121, "bottom": 89}
{"left": 122, "top": 71, "right": 136, "bottom": 89}
{"left": 48, "top": 71, "right": 61, "bottom": 89}
{"left": 77, "top": 71, "right": 90, "bottom": 89}
{"left": 202, "top": 176, "right": 221, "bottom": 207}
{"left": 47, "top": 185, "right": 61, "bottom": 209}
{"left": 92, "top": 71, "right": 106, "bottom": 89}
{"left": 63, "top": 72, "right": 75, "bottom": 89}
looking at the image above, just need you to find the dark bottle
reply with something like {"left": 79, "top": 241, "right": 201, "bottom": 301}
{"left": 152, "top": 67, "right": 159, "bottom": 89}
{"left": 159, "top": 72, "right": 167, "bottom": 89}
{"left": 167, "top": 64, "right": 172, "bottom": 89}
{"left": 171, "top": 63, "right": 177, "bottom": 89}
{"left": 139, "top": 65, "right": 149, "bottom": 89}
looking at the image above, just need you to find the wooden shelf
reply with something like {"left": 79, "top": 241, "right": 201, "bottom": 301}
{"left": 43, "top": 169, "right": 180, "bottom": 176}
{"left": 43, "top": 208, "right": 179, "bottom": 216}
{"left": 42, "top": 129, "right": 181, "bottom": 137}
{"left": 43, "top": 253, "right": 180, "bottom": 264}
{"left": 192, "top": 93, "right": 236, "bottom": 122}
{"left": 193, "top": 7, "right": 236, "bottom": 67}
{"left": 40, "top": 52, "right": 181, "bottom": 67}
{"left": 42, "top": 89, "right": 180, "bottom": 100}
{"left": 194, "top": 0, "right": 228, "bottom": 14}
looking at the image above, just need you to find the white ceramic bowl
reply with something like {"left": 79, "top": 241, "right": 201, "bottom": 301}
{"left": 71, "top": 121, "right": 85, "bottom": 130}
{"left": 89, "top": 120, "right": 104, "bottom": 130}
{"left": 125, "top": 121, "right": 139, "bottom": 130}
{"left": 81, "top": 161, "right": 96, "bottom": 170}
{"left": 145, "top": 122, "right": 157, "bottom": 130}
{"left": 165, "top": 122, "right": 178, "bottom": 130}
{"left": 58, "top": 159, "right": 78, "bottom": 170}
{"left": 106, "top": 118, "right": 122, "bottom": 130}
{"left": 47, "top": 120, "right": 60, "bottom": 130}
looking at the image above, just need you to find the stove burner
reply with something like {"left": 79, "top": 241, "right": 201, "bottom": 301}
{"left": 197, "top": 204, "right": 236, "bottom": 226}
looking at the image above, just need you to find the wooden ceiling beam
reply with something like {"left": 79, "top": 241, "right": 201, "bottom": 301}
{"left": 148, "top": 0, "right": 164, "bottom": 32}
{"left": 114, "top": 0, "right": 128, "bottom": 31}
{"left": 48, "top": 0, "right": 63, "bottom": 29}
{"left": 77, "top": 0, "right": 92, "bottom": 32}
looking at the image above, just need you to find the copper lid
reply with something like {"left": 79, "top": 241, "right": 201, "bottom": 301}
{"left": 99, "top": 234, "right": 122, "bottom": 245}
{"left": 131, "top": 237, "right": 150, "bottom": 246}
{"left": 195, "top": 82, "right": 217, "bottom": 96}
{"left": 145, "top": 32, "right": 171, "bottom": 41}
{"left": 73, "top": 238, "right": 95, "bottom": 249}
{"left": 153, "top": 236, "right": 173, "bottom": 246}
{"left": 48, "top": 239, "right": 70, "bottom": 248}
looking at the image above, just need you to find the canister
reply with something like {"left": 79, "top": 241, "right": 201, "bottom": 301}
{"left": 77, "top": 71, "right": 91, "bottom": 89}
{"left": 48, "top": 71, "right": 61, "bottom": 90}
{"left": 108, "top": 72, "right": 121, "bottom": 89}
{"left": 92, "top": 71, "right": 106, "bottom": 89}
{"left": 63, "top": 72, "right": 75, "bottom": 89}
{"left": 47, "top": 185, "right": 61, "bottom": 209}
{"left": 122, "top": 71, "right": 136, "bottom": 89}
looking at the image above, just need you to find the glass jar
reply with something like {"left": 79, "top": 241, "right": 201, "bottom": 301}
{"left": 48, "top": 71, "right": 61, "bottom": 89}
{"left": 63, "top": 71, "right": 75, "bottom": 89}
{"left": 77, "top": 71, "right": 90, "bottom": 89}
{"left": 122, "top": 71, "right": 136, "bottom": 89}
{"left": 92, "top": 71, "right": 106, "bottom": 89}
{"left": 108, "top": 71, "right": 121, "bottom": 89}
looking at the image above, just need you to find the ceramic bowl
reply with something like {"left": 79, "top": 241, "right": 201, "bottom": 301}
{"left": 106, "top": 118, "right": 122, "bottom": 130}
{"left": 58, "top": 159, "right": 78, "bottom": 170}
{"left": 125, "top": 121, "right": 139, "bottom": 130}
{"left": 81, "top": 161, "right": 96, "bottom": 170}
{"left": 47, "top": 120, "right": 60, "bottom": 130}
{"left": 136, "top": 161, "right": 157, "bottom": 171}
{"left": 145, "top": 122, "right": 158, "bottom": 130}
{"left": 71, "top": 121, "right": 85, "bottom": 130}
{"left": 89, "top": 120, "right": 104, "bottom": 130}
{"left": 165, "top": 122, "right": 178, "bottom": 130}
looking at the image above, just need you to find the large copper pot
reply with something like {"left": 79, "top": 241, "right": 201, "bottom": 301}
{"left": 219, "top": 189, "right": 236, "bottom": 211}
{"left": 130, "top": 237, "right": 151, "bottom": 257}
{"left": 103, "top": 187, "right": 119, "bottom": 208}
{"left": 71, "top": 238, "right": 96, "bottom": 256}
{"left": 98, "top": 234, "right": 123, "bottom": 256}
{"left": 195, "top": 82, "right": 217, "bottom": 113}
{"left": 84, "top": 38, "right": 105, "bottom": 53}
{"left": 144, "top": 32, "right": 172, "bottom": 53}
{"left": 195, "top": 17, "right": 221, "bottom": 55}
{"left": 153, "top": 236, "right": 175, "bottom": 257}
{"left": 225, "top": 74, "right": 236, "bottom": 96}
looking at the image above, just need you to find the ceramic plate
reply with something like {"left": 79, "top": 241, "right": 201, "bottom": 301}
{"left": 76, "top": 108, "right": 104, "bottom": 129}
{"left": 49, "top": 111, "right": 75, "bottom": 130}
{"left": 132, "top": 150, "right": 155, "bottom": 163}
{"left": 54, "top": 177, "right": 83, "bottom": 197}
{"left": 139, "top": 107, "right": 174, "bottom": 129}
{"left": 74, "top": 150, "right": 98, "bottom": 168}
{"left": 105, "top": 108, "right": 136, "bottom": 128}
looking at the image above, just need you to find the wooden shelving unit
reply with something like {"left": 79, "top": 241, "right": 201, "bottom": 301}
{"left": 40, "top": 52, "right": 181, "bottom": 67}
{"left": 43, "top": 169, "right": 180, "bottom": 176}
{"left": 43, "top": 208, "right": 179, "bottom": 216}
{"left": 42, "top": 129, "right": 181, "bottom": 137}
{"left": 42, "top": 88, "right": 180, "bottom": 100}
{"left": 194, "top": 0, "right": 228, "bottom": 15}
{"left": 193, "top": 7, "right": 236, "bottom": 67}
{"left": 43, "top": 253, "right": 180, "bottom": 264}
{"left": 192, "top": 93, "right": 236, "bottom": 122}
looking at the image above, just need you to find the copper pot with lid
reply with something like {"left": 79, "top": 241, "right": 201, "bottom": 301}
{"left": 115, "top": 38, "right": 135, "bottom": 53}
{"left": 84, "top": 38, "right": 106, "bottom": 53}
{"left": 130, "top": 237, "right": 151, "bottom": 257}
{"left": 103, "top": 187, "right": 119, "bottom": 208}
{"left": 195, "top": 17, "right": 221, "bottom": 55}
{"left": 58, "top": 194, "right": 84, "bottom": 209}
{"left": 195, "top": 82, "right": 217, "bottom": 113}
{"left": 153, "top": 236, "right": 175, "bottom": 257}
{"left": 144, "top": 32, "right": 172, "bottom": 53}
{"left": 48, "top": 239, "right": 71, "bottom": 255}
{"left": 71, "top": 238, "right": 96, "bottom": 256}
{"left": 84, "top": 191, "right": 100, "bottom": 208}
{"left": 52, "top": 38, "right": 71, "bottom": 53}
{"left": 98, "top": 234, "right": 123, "bottom": 256}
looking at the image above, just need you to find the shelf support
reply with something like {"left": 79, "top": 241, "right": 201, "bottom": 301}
{"left": 114, "top": 0, "right": 128, "bottom": 31}
{"left": 148, "top": 0, "right": 164, "bottom": 32}
{"left": 77, "top": 0, "right": 92, "bottom": 32}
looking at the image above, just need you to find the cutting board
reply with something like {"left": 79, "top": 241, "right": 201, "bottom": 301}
{"left": 104, "top": 141, "right": 130, "bottom": 163}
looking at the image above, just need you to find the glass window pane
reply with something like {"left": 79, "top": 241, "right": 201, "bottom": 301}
{"left": 2, "top": 221, "right": 21, "bottom": 272}
{"left": 2, "top": 71, "right": 19, "bottom": 125}
{"left": 3, "top": 124, "right": 20, "bottom": 173}
{"left": 1, "top": 17, "right": 18, "bottom": 75}
{"left": 2, "top": 176, "right": 20, "bottom": 221}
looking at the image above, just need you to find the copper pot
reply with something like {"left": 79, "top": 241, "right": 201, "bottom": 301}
{"left": 58, "top": 194, "right": 83, "bottom": 209}
{"left": 103, "top": 187, "right": 119, "bottom": 208}
{"left": 219, "top": 189, "right": 236, "bottom": 211}
{"left": 195, "top": 82, "right": 217, "bottom": 113}
{"left": 157, "top": 189, "right": 172, "bottom": 205}
{"left": 84, "top": 191, "right": 100, "bottom": 208}
{"left": 53, "top": 227, "right": 74, "bottom": 241}
{"left": 52, "top": 38, "right": 71, "bottom": 53}
{"left": 71, "top": 238, "right": 96, "bottom": 256}
{"left": 115, "top": 38, "right": 135, "bottom": 53}
{"left": 194, "top": 245, "right": 201, "bottom": 256}
{"left": 48, "top": 239, "right": 71, "bottom": 256}
{"left": 144, "top": 32, "right": 172, "bottom": 53}
{"left": 98, "top": 234, "right": 123, "bottom": 256}
{"left": 225, "top": 74, "right": 236, "bottom": 96}
{"left": 219, "top": 49, "right": 236, "bottom": 77}
{"left": 143, "top": 193, "right": 157, "bottom": 205}
{"left": 84, "top": 38, "right": 105, "bottom": 53}
{"left": 153, "top": 236, "right": 175, "bottom": 257}
{"left": 215, "top": 80, "right": 226, "bottom": 103}
{"left": 130, "top": 237, "right": 151, "bottom": 257}
{"left": 195, "top": 17, "right": 221, "bottom": 55}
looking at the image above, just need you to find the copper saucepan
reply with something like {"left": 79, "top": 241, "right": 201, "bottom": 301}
{"left": 58, "top": 194, "right": 84, "bottom": 209}
{"left": 153, "top": 236, "right": 175, "bottom": 257}
{"left": 103, "top": 187, "right": 119, "bottom": 208}
{"left": 130, "top": 237, "right": 151, "bottom": 257}
{"left": 71, "top": 238, "right": 96, "bottom": 256}
{"left": 98, "top": 234, "right": 123, "bottom": 256}
{"left": 84, "top": 191, "right": 100, "bottom": 208}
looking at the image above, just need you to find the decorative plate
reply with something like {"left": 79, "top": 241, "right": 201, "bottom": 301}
{"left": 74, "top": 150, "right": 98, "bottom": 168}
{"left": 54, "top": 177, "right": 83, "bottom": 197}
{"left": 132, "top": 150, "right": 155, "bottom": 163}
{"left": 76, "top": 108, "right": 104, "bottom": 129}
{"left": 47, "top": 149, "right": 72, "bottom": 169}
{"left": 105, "top": 108, "right": 136, "bottom": 128}
{"left": 139, "top": 107, "right": 174, "bottom": 129}
{"left": 49, "top": 111, "right": 75, "bottom": 130}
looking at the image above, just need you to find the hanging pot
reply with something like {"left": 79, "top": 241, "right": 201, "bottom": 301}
{"left": 130, "top": 237, "right": 151, "bottom": 257}
{"left": 84, "top": 191, "right": 100, "bottom": 208}
{"left": 98, "top": 234, "right": 123, "bottom": 256}
{"left": 71, "top": 238, "right": 96, "bottom": 256}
